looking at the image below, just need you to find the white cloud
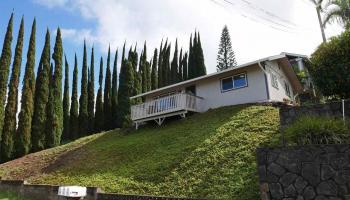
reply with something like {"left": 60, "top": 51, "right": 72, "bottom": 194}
{"left": 33, "top": 0, "right": 343, "bottom": 73}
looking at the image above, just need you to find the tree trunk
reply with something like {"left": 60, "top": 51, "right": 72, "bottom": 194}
{"left": 316, "top": 7, "right": 327, "bottom": 43}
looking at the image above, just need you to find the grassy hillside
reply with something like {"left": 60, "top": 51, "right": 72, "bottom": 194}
{"left": 0, "top": 105, "right": 280, "bottom": 199}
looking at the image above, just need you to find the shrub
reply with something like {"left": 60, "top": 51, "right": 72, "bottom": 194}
{"left": 308, "top": 31, "right": 350, "bottom": 99}
{"left": 284, "top": 116, "right": 350, "bottom": 145}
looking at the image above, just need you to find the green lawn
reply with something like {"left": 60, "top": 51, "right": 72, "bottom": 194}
{"left": 0, "top": 192, "right": 30, "bottom": 200}
{"left": 0, "top": 105, "right": 280, "bottom": 199}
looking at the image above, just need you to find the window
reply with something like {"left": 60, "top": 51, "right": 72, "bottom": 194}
{"left": 284, "top": 81, "right": 291, "bottom": 97}
{"left": 271, "top": 73, "right": 279, "bottom": 89}
{"left": 221, "top": 73, "right": 247, "bottom": 92}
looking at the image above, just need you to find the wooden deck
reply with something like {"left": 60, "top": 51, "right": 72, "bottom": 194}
{"left": 131, "top": 93, "right": 203, "bottom": 128}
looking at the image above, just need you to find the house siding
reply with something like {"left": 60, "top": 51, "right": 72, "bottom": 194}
{"left": 265, "top": 61, "right": 294, "bottom": 102}
{"left": 196, "top": 65, "right": 268, "bottom": 112}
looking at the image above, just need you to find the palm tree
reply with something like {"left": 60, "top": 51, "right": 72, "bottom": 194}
{"left": 310, "top": 0, "right": 327, "bottom": 43}
{"left": 323, "top": 0, "right": 350, "bottom": 29}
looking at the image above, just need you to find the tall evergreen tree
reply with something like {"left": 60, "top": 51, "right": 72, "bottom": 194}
{"left": 31, "top": 29, "right": 50, "bottom": 152}
{"left": 157, "top": 41, "right": 163, "bottom": 88}
{"left": 188, "top": 34, "right": 194, "bottom": 80}
{"left": 0, "top": 14, "right": 13, "bottom": 139}
{"left": 15, "top": 19, "right": 36, "bottom": 158}
{"left": 111, "top": 49, "right": 118, "bottom": 128}
{"left": 87, "top": 47, "right": 95, "bottom": 134}
{"left": 46, "top": 28, "right": 63, "bottom": 148}
{"left": 217, "top": 25, "right": 237, "bottom": 71}
{"left": 1, "top": 17, "right": 24, "bottom": 161}
{"left": 182, "top": 52, "right": 188, "bottom": 80}
{"left": 170, "top": 39, "right": 179, "bottom": 84}
{"left": 117, "top": 44, "right": 126, "bottom": 127}
{"left": 79, "top": 41, "right": 89, "bottom": 136}
{"left": 151, "top": 48, "right": 158, "bottom": 90}
{"left": 95, "top": 57, "right": 104, "bottom": 131}
{"left": 62, "top": 56, "right": 70, "bottom": 141}
{"left": 178, "top": 48, "right": 183, "bottom": 82}
{"left": 118, "top": 61, "right": 134, "bottom": 127}
{"left": 130, "top": 46, "right": 141, "bottom": 98}
{"left": 104, "top": 46, "right": 112, "bottom": 130}
{"left": 161, "top": 41, "right": 169, "bottom": 86}
{"left": 195, "top": 32, "right": 207, "bottom": 76}
{"left": 70, "top": 54, "right": 79, "bottom": 139}
{"left": 165, "top": 44, "right": 171, "bottom": 86}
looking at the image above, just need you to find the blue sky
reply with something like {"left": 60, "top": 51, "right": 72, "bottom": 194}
{"left": 0, "top": 0, "right": 344, "bottom": 94}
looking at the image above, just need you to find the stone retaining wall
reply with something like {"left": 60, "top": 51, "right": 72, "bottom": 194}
{"left": 0, "top": 180, "right": 193, "bottom": 200}
{"left": 256, "top": 144, "right": 350, "bottom": 200}
{"left": 279, "top": 100, "right": 350, "bottom": 130}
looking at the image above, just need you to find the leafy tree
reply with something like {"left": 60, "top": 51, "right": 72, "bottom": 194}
{"left": 70, "top": 54, "right": 79, "bottom": 140}
{"left": 31, "top": 29, "right": 50, "bottom": 152}
{"left": 140, "top": 42, "right": 148, "bottom": 93}
{"left": 79, "top": 41, "right": 89, "bottom": 136}
{"left": 170, "top": 40, "right": 179, "bottom": 84}
{"left": 165, "top": 43, "right": 172, "bottom": 85}
{"left": 46, "top": 28, "right": 63, "bottom": 148}
{"left": 1, "top": 17, "right": 24, "bottom": 161}
{"left": 95, "top": 57, "right": 104, "bottom": 132}
{"left": 323, "top": 0, "right": 350, "bottom": 30}
{"left": 111, "top": 49, "right": 118, "bottom": 128}
{"left": 117, "top": 44, "right": 126, "bottom": 127}
{"left": 217, "top": 25, "right": 237, "bottom": 71}
{"left": 0, "top": 13, "right": 13, "bottom": 139}
{"left": 15, "top": 19, "right": 36, "bottom": 157}
{"left": 151, "top": 48, "right": 158, "bottom": 90}
{"left": 62, "top": 56, "right": 70, "bottom": 141}
{"left": 308, "top": 31, "right": 350, "bottom": 99}
{"left": 88, "top": 47, "right": 95, "bottom": 134}
{"left": 104, "top": 46, "right": 112, "bottom": 130}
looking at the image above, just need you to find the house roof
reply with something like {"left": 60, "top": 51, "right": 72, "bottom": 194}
{"left": 130, "top": 52, "right": 306, "bottom": 99}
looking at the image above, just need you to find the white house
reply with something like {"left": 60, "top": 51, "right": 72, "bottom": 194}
{"left": 130, "top": 52, "right": 306, "bottom": 129}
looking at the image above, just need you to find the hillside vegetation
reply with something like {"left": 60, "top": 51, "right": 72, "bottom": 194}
{"left": 0, "top": 105, "right": 280, "bottom": 199}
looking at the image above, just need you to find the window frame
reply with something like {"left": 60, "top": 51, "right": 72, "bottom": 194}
{"left": 220, "top": 72, "right": 248, "bottom": 93}
{"left": 271, "top": 73, "right": 279, "bottom": 89}
{"left": 284, "top": 81, "right": 291, "bottom": 97}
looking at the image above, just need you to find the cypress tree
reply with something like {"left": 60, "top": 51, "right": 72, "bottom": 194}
{"left": 161, "top": 40, "right": 169, "bottom": 86}
{"left": 170, "top": 39, "right": 179, "bottom": 84}
{"left": 79, "top": 41, "right": 88, "bottom": 136}
{"left": 46, "top": 28, "right": 63, "bottom": 148}
{"left": 1, "top": 17, "right": 24, "bottom": 161}
{"left": 111, "top": 49, "right": 118, "bottom": 128}
{"left": 118, "top": 61, "right": 134, "bottom": 127}
{"left": 15, "top": 19, "right": 36, "bottom": 158}
{"left": 104, "top": 46, "right": 112, "bottom": 130}
{"left": 117, "top": 44, "right": 126, "bottom": 127}
{"left": 31, "top": 29, "right": 50, "bottom": 152}
{"left": 157, "top": 41, "right": 163, "bottom": 88}
{"left": 178, "top": 48, "right": 183, "bottom": 82}
{"left": 151, "top": 48, "right": 158, "bottom": 90}
{"left": 130, "top": 46, "right": 141, "bottom": 98}
{"left": 87, "top": 47, "right": 95, "bottom": 134}
{"left": 95, "top": 57, "right": 104, "bottom": 131}
{"left": 196, "top": 32, "right": 206, "bottom": 76}
{"left": 0, "top": 13, "right": 13, "bottom": 139}
{"left": 165, "top": 44, "right": 171, "bottom": 86}
{"left": 70, "top": 54, "right": 79, "bottom": 139}
{"left": 183, "top": 52, "right": 188, "bottom": 80}
{"left": 62, "top": 55, "right": 70, "bottom": 141}
{"left": 188, "top": 34, "right": 194, "bottom": 80}
{"left": 140, "top": 42, "right": 149, "bottom": 93}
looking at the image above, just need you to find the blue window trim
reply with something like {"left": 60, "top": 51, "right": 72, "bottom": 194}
{"left": 220, "top": 72, "right": 248, "bottom": 93}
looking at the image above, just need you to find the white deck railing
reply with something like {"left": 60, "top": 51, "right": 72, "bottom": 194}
{"left": 131, "top": 93, "right": 203, "bottom": 121}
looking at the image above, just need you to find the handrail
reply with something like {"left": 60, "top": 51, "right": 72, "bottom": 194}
{"left": 131, "top": 93, "right": 203, "bottom": 120}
